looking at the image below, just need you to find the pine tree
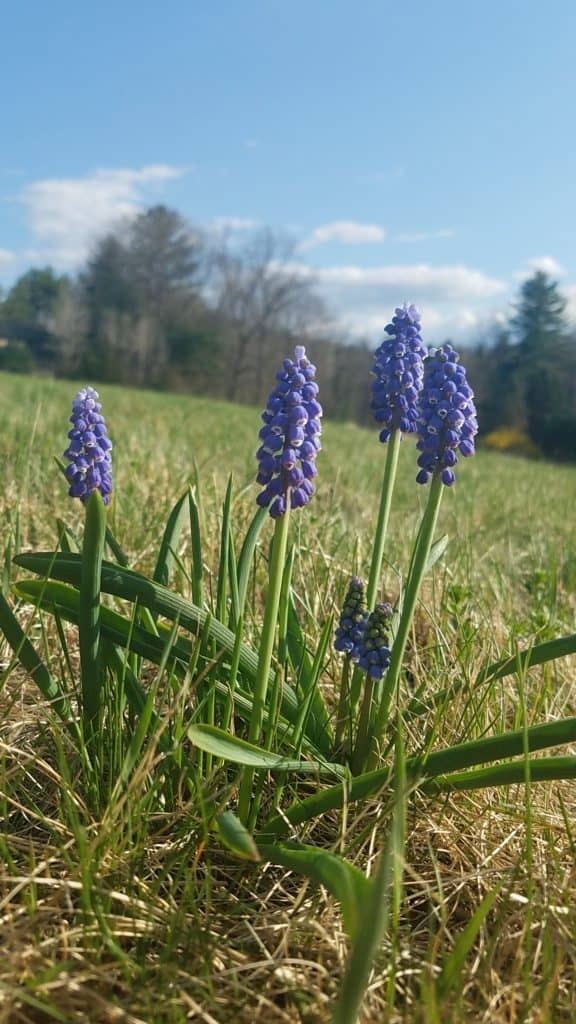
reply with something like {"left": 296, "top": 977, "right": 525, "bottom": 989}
{"left": 510, "top": 271, "right": 572, "bottom": 452}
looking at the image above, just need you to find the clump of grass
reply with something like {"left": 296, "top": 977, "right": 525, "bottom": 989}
{"left": 1, "top": 324, "right": 576, "bottom": 1024}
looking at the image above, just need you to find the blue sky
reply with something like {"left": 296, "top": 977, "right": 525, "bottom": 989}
{"left": 2, "top": 0, "right": 575, "bottom": 342}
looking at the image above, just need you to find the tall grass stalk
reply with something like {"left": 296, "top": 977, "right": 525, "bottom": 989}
{"left": 369, "top": 474, "right": 444, "bottom": 763}
{"left": 238, "top": 503, "right": 291, "bottom": 821}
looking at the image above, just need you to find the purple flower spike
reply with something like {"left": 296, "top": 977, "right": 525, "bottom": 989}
{"left": 416, "top": 344, "right": 478, "bottom": 486}
{"left": 356, "top": 602, "right": 393, "bottom": 679}
{"left": 334, "top": 577, "right": 368, "bottom": 658}
{"left": 371, "top": 303, "right": 426, "bottom": 442}
{"left": 64, "top": 386, "right": 113, "bottom": 505}
{"left": 256, "top": 347, "right": 322, "bottom": 517}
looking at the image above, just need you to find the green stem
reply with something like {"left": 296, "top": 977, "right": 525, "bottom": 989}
{"left": 349, "top": 431, "right": 402, "bottom": 716}
{"left": 238, "top": 504, "right": 291, "bottom": 821}
{"left": 371, "top": 473, "right": 444, "bottom": 760}
{"left": 79, "top": 491, "right": 107, "bottom": 741}
{"left": 333, "top": 655, "right": 351, "bottom": 754}
{"left": 366, "top": 429, "right": 402, "bottom": 610}
{"left": 351, "top": 673, "right": 375, "bottom": 773}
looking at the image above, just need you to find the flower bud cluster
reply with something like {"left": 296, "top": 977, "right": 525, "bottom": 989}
{"left": 356, "top": 602, "right": 393, "bottom": 679}
{"left": 416, "top": 344, "right": 478, "bottom": 486}
{"left": 63, "top": 386, "right": 113, "bottom": 504}
{"left": 256, "top": 346, "right": 322, "bottom": 518}
{"left": 371, "top": 304, "right": 427, "bottom": 443}
{"left": 334, "top": 576, "right": 369, "bottom": 656}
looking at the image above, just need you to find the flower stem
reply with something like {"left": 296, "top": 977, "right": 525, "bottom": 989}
{"left": 333, "top": 655, "right": 351, "bottom": 755}
{"left": 80, "top": 490, "right": 107, "bottom": 745}
{"left": 370, "top": 473, "right": 444, "bottom": 762}
{"left": 366, "top": 429, "right": 402, "bottom": 610}
{"left": 349, "top": 430, "right": 402, "bottom": 717}
{"left": 238, "top": 504, "right": 291, "bottom": 822}
{"left": 351, "top": 673, "right": 375, "bottom": 774}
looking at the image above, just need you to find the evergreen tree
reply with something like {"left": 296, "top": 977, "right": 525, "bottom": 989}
{"left": 510, "top": 271, "right": 572, "bottom": 451}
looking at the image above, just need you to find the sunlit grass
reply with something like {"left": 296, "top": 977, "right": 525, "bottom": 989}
{"left": 1, "top": 370, "right": 576, "bottom": 1022}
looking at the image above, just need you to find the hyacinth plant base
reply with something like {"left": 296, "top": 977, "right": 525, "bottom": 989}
{"left": 1, "top": 321, "right": 576, "bottom": 1022}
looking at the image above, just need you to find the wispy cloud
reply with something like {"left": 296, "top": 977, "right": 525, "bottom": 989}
{"left": 0, "top": 248, "right": 15, "bottom": 267}
{"left": 395, "top": 228, "right": 455, "bottom": 243}
{"left": 211, "top": 216, "right": 260, "bottom": 233}
{"left": 19, "top": 165, "right": 186, "bottom": 268}
{"left": 273, "top": 259, "right": 507, "bottom": 342}
{"left": 300, "top": 220, "right": 386, "bottom": 250}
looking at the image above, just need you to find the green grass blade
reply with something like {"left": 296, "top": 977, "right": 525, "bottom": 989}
{"left": 236, "top": 506, "right": 267, "bottom": 615}
{"left": 55, "top": 518, "right": 80, "bottom": 554}
{"left": 287, "top": 591, "right": 333, "bottom": 745}
{"left": 227, "top": 525, "right": 240, "bottom": 630}
{"left": 216, "top": 475, "right": 233, "bottom": 622}
{"left": 414, "top": 716, "right": 576, "bottom": 775}
{"left": 332, "top": 713, "right": 407, "bottom": 1024}
{"left": 424, "top": 532, "right": 449, "bottom": 573}
{"left": 477, "top": 632, "right": 576, "bottom": 685}
{"left": 13, "top": 579, "right": 328, "bottom": 758}
{"left": 216, "top": 810, "right": 261, "bottom": 862}
{"left": 14, "top": 552, "right": 333, "bottom": 755}
{"left": 188, "top": 485, "right": 203, "bottom": 608}
{"left": 15, "top": 551, "right": 266, "bottom": 679}
{"left": 153, "top": 488, "right": 189, "bottom": 588}
{"left": 427, "top": 756, "right": 576, "bottom": 792}
{"left": 261, "top": 716, "right": 576, "bottom": 838}
{"left": 0, "top": 590, "right": 73, "bottom": 726}
{"left": 187, "top": 723, "right": 345, "bottom": 777}
{"left": 104, "top": 525, "right": 130, "bottom": 567}
{"left": 291, "top": 613, "right": 334, "bottom": 755}
{"left": 258, "top": 840, "right": 371, "bottom": 941}
{"left": 437, "top": 879, "right": 506, "bottom": 996}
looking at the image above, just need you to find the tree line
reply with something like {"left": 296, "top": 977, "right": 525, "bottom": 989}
{"left": 1, "top": 205, "right": 575, "bottom": 460}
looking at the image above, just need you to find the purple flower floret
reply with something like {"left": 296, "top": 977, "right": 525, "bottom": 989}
{"left": 63, "top": 386, "right": 113, "bottom": 505}
{"left": 334, "top": 576, "right": 368, "bottom": 658}
{"left": 416, "top": 344, "right": 478, "bottom": 486}
{"left": 356, "top": 602, "right": 393, "bottom": 679}
{"left": 371, "top": 303, "right": 426, "bottom": 443}
{"left": 256, "top": 345, "right": 322, "bottom": 518}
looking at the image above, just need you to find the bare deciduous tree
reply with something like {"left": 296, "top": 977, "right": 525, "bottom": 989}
{"left": 209, "top": 228, "right": 327, "bottom": 402}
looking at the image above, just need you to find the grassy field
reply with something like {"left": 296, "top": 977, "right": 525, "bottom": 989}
{"left": 1, "top": 370, "right": 575, "bottom": 1023}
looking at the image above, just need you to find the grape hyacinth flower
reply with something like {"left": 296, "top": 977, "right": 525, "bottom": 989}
{"left": 371, "top": 304, "right": 427, "bottom": 443}
{"left": 256, "top": 345, "right": 322, "bottom": 518}
{"left": 356, "top": 603, "right": 393, "bottom": 680}
{"left": 366, "top": 303, "right": 426, "bottom": 610}
{"left": 416, "top": 344, "right": 478, "bottom": 486}
{"left": 63, "top": 386, "right": 113, "bottom": 505}
{"left": 334, "top": 576, "right": 368, "bottom": 658}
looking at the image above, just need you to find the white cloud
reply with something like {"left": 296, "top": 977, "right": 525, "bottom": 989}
{"left": 282, "top": 261, "right": 505, "bottom": 302}
{"left": 270, "top": 258, "right": 507, "bottom": 343}
{"left": 396, "top": 228, "right": 455, "bottom": 243}
{"left": 0, "top": 248, "right": 15, "bottom": 266}
{"left": 513, "top": 256, "right": 567, "bottom": 280}
{"left": 19, "top": 164, "right": 186, "bottom": 268}
{"left": 301, "top": 220, "right": 386, "bottom": 250}
{"left": 338, "top": 304, "right": 507, "bottom": 343}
